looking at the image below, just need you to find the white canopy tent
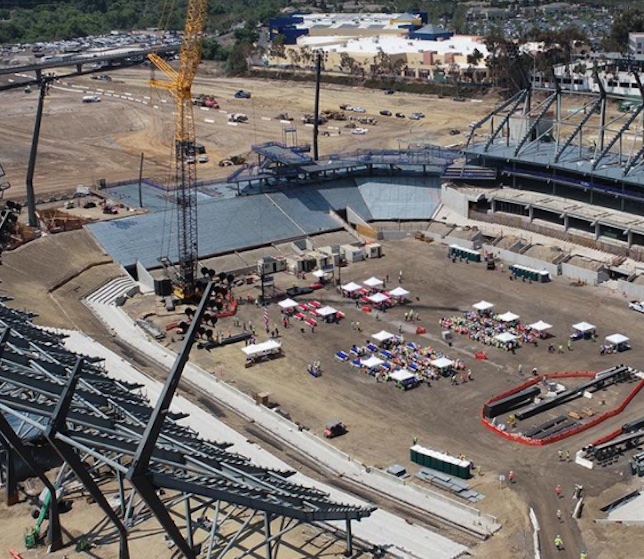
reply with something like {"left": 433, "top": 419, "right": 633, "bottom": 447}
{"left": 316, "top": 306, "right": 338, "bottom": 317}
{"left": 312, "top": 269, "right": 326, "bottom": 278}
{"left": 473, "top": 300, "right": 494, "bottom": 312}
{"left": 605, "top": 333, "right": 629, "bottom": 346}
{"left": 528, "top": 320, "right": 553, "bottom": 332}
{"left": 429, "top": 357, "right": 454, "bottom": 370}
{"left": 372, "top": 330, "right": 395, "bottom": 342}
{"left": 368, "top": 292, "right": 390, "bottom": 304}
{"left": 241, "top": 340, "right": 282, "bottom": 357}
{"left": 494, "top": 332, "right": 518, "bottom": 344}
{"left": 363, "top": 276, "right": 384, "bottom": 289}
{"left": 389, "top": 286, "right": 410, "bottom": 298}
{"left": 341, "top": 281, "right": 362, "bottom": 293}
{"left": 390, "top": 369, "right": 416, "bottom": 382}
{"left": 360, "top": 355, "right": 384, "bottom": 369}
{"left": 498, "top": 311, "right": 520, "bottom": 323}
{"left": 277, "top": 298, "right": 298, "bottom": 310}
{"left": 573, "top": 321, "right": 596, "bottom": 333}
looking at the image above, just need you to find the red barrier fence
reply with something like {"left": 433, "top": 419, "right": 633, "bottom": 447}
{"left": 481, "top": 371, "right": 644, "bottom": 446}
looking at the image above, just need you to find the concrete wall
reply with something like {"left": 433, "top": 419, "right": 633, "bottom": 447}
{"left": 483, "top": 244, "right": 561, "bottom": 277}
{"left": 618, "top": 278, "right": 644, "bottom": 300}
{"left": 560, "top": 262, "right": 607, "bottom": 286}
{"left": 380, "top": 230, "right": 416, "bottom": 240}
{"left": 136, "top": 260, "right": 155, "bottom": 293}
{"left": 445, "top": 236, "right": 479, "bottom": 250}
{"left": 441, "top": 184, "right": 469, "bottom": 216}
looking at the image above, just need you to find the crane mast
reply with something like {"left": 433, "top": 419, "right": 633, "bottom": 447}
{"left": 148, "top": 0, "right": 207, "bottom": 298}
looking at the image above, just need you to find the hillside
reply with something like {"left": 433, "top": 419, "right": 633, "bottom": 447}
{"left": 0, "top": 0, "right": 286, "bottom": 43}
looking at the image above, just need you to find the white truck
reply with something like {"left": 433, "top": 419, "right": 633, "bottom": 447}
{"left": 228, "top": 113, "right": 248, "bottom": 123}
{"left": 628, "top": 300, "right": 644, "bottom": 314}
{"left": 82, "top": 95, "right": 101, "bottom": 103}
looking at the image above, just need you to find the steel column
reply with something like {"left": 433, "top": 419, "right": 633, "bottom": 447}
{"left": 264, "top": 512, "right": 273, "bottom": 559}
{"left": 4, "top": 445, "right": 18, "bottom": 505}
{"left": 346, "top": 517, "right": 353, "bottom": 556}
{"left": 44, "top": 358, "right": 130, "bottom": 559}
{"left": 126, "top": 283, "right": 214, "bottom": 559}
{"left": 0, "top": 413, "right": 63, "bottom": 551}
{"left": 25, "top": 73, "right": 46, "bottom": 228}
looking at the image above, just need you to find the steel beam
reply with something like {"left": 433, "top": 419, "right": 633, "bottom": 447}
{"left": 555, "top": 97, "right": 603, "bottom": 163}
{"left": 125, "top": 283, "right": 214, "bottom": 558}
{"left": 44, "top": 358, "right": 130, "bottom": 559}
{"left": 514, "top": 91, "right": 558, "bottom": 157}
{"left": 466, "top": 81, "right": 527, "bottom": 146}
{"left": 484, "top": 90, "right": 528, "bottom": 151}
{"left": 0, "top": 412, "right": 63, "bottom": 550}
{"left": 592, "top": 105, "right": 643, "bottom": 170}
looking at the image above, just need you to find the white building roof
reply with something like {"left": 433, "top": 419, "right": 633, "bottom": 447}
{"left": 296, "top": 12, "right": 408, "bottom": 32}
{"left": 298, "top": 33, "right": 489, "bottom": 66}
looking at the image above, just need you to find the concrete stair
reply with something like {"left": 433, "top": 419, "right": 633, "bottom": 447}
{"left": 86, "top": 276, "right": 138, "bottom": 307}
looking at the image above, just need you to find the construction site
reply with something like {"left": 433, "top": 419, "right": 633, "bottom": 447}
{"left": 3, "top": 4, "right": 644, "bottom": 559}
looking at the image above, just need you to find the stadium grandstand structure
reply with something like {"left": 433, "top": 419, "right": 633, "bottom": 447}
{"left": 462, "top": 83, "right": 644, "bottom": 218}
{"left": 88, "top": 143, "right": 452, "bottom": 271}
{"left": 226, "top": 142, "right": 464, "bottom": 187}
{"left": 0, "top": 291, "right": 374, "bottom": 559}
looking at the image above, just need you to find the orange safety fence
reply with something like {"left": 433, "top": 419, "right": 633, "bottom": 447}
{"left": 481, "top": 371, "right": 644, "bottom": 446}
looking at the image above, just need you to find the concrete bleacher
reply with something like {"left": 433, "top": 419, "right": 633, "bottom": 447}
{"left": 357, "top": 176, "right": 442, "bottom": 220}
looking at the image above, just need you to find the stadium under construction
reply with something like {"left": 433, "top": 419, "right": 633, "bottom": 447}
{"left": 462, "top": 84, "right": 644, "bottom": 256}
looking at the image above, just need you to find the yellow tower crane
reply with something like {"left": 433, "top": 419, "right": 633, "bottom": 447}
{"left": 148, "top": 0, "right": 208, "bottom": 299}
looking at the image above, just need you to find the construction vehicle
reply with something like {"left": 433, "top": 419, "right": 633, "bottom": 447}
{"left": 192, "top": 94, "right": 220, "bottom": 109}
{"left": 228, "top": 112, "right": 248, "bottom": 123}
{"left": 24, "top": 489, "right": 52, "bottom": 549}
{"left": 148, "top": 0, "right": 207, "bottom": 300}
{"left": 324, "top": 420, "right": 347, "bottom": 438}
{"left": 275, "top": 112, "right": 293, "bottom": 121}
{"left": 218, "top": 154, "right": 246, "bottom": 167}
{"left": 302, "top": 113, "right": 327, "bottom": 125}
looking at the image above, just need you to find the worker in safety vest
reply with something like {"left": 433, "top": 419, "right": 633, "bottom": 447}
{"left": 554, "top": 535, "right": 564, "bottom": 550}
{"left": 580, "top": 551, "right": 588, "bottom": 559}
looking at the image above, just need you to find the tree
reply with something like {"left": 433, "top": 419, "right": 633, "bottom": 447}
{"left": 603, "top": 8, "right": 644, "bottom": 53}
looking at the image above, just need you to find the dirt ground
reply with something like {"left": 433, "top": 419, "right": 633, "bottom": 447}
{"left": 2, "top": 71, "right": 644, "bottom": 559}
{"left": 0, "top": 65, "right": 499, "bottom": 200}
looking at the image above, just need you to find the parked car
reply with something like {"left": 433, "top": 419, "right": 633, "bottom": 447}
{"left": 449, "top": 128, "right": 460, "bottom": 135}
{"left": 409, "top": 113, "right": 421, "bottom": 120}
{"left": 351, "top": 127, "right": 367, "bottom": 135}
{"left": 379, "top": 110, "right": 392, "bottom": 116}
{"left": 198, "top": 155, "right": 209, "bottom": 163}
{"left": 352, "top": 106, "right": 366, "bottom": 113}
{"left": 629, "top": 300, "right": 644, "bottom": 313}
{"left": 234, "top": 90, "right": 251, "bottom": 99}
{"left": 384, "top": 89, "right": 395, "bottom": 95}
{"left": 395, "top": 112, "right": 405, "bottom": 118}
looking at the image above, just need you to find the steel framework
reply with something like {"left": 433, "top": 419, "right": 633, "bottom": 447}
{"left": 0, "top": 294, "right": 374, "bottom": 558}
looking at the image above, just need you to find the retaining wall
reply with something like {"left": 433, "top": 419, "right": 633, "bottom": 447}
{"left": 482, "top": 244, "right": 561, "bottom": 277}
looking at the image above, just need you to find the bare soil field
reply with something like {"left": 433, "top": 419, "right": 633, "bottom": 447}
{"left": 0, "top": 66, "right": 500, "bottom": 199}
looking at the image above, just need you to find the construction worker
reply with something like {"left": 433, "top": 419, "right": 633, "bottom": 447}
{"left": 412, "top": 436, "right": 418, "bottom": 445}
{"left": 566, "top": 450, "right": 571, "bottom": 462}
{"left": 558, "top": 450, "right": 563, "bottom": 461}
{"left": 476, "top": 464, "right": 482, "bottom": 476}
{"left": 555, "top": 484, "right": 563, "bottom": 497}
{"left": 554, "top": 535, "right": 564, "bottom": 551}
{"left": 557, "top": 509, "right": 562, "bottom": 522}
{"left": 567, "top": 339, "right": 573, "bottom": 351}
{"left": 508, "top": 470, "right": 515, "bottom": 483}
{"left": 580, "top": 551, "right": 588, "bottom": 559}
